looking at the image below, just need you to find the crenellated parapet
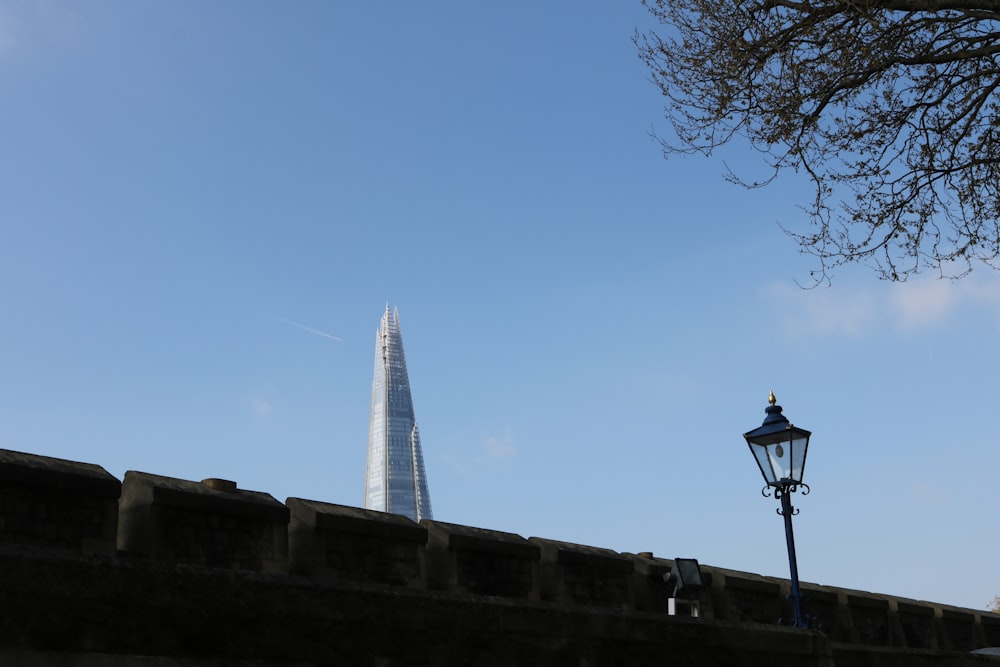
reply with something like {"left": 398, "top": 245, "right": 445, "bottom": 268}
{"left": 0, "top": 447, "right": 997, "bottom": 665}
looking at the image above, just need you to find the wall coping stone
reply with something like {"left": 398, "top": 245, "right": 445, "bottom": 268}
{"left": 846, "top": 592, "right": 892, "bottom": 609}
{"left": 422, "top": 520, "right": 539, "bottom": 559}
{"left": 799, "top": 582, "right": 841, "bottom": 604}
{"left": 529, "top": 537, "right": 634, "bottom": 573}
{"left": 0, "top": 449, "right": 121, "bottom": 498}
{"left": 124, "top": 471, "right": 288, "bottom": 522}
{"left": 896, "top": 600, "right": 938, "bottom": 617}
{"left": 940, "top": 606, "right": 977, "bottom": 622}
{"left": 623, "top": 552, "right": 674, "bottom": 580}
{"left": 717, "top": 571, "right": 783, "bottom": 594}
{"left": 287, "top": 497, "right": 425, "bottom": 542}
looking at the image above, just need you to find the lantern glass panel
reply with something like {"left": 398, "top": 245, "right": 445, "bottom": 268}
{"left": 787, "top": 434, "right": 808, "bottom": 483}
{"left": 747, "top": 430, "right": 809, "bottom": 485}
{"left": 750, "top": 442, "right": 779, "bottom": 485}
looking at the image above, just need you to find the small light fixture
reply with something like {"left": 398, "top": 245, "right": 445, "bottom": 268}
{"left": 664, "top": 557, "right": 703, "bottom": 617}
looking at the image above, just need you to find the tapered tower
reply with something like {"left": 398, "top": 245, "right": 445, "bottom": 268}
{"left": 364, "top": 305, "right": 432, "bottom": 521}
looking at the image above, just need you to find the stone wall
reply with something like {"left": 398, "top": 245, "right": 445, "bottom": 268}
{"left": 0, "top": 448, "right": 997, "bottom": 666}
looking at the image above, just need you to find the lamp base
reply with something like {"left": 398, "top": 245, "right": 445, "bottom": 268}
{"left": 667, "top": 598, "right": 700, "bottom": 618}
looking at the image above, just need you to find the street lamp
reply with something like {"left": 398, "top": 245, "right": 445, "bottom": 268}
{"left": 743, "top": 391, "right": 812, "bottom": 628}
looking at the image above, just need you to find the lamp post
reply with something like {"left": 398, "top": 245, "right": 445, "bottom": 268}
{"left": 743, "top": 391, "right": 812, "bottom": 628}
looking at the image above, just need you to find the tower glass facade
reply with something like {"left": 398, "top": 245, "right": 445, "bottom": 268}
{"left": 364, "top": 305, "right": 432, "bottom": 522}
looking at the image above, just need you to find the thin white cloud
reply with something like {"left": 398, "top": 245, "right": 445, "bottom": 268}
{"left": 767, "top": 276, "right": 1000, "bottom": 337}
{"left": 440, "top": 452, "right": 470, "bottom": 477}
{"left": 0, "top": 2, "right": 84, "bottom": 60}
{"left": 439, "top": 432, "right": 517, "bottom": 480}
{"left": 767, "top": 283, "right": 878, "bottom": 337}
{"left": 482, "top": 433, "right": 516, "bottom": 461}
{"left": 891, "top": 280, "right": 961, "bottom": 330}
{"left": 912, "top": 481, "right": 947, "bottom": 507}
{"left": 250, "top": 397, "right": 271, "bottom": 417}
{"left": 0, "top": 6, "right": 21, "bottom": 56}
{"left": 891, "top": 278, "right": 1000, "bottom": 330}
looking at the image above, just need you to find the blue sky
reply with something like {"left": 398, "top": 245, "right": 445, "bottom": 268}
{"left": 1, "top": 1, "right": 998, "bottom": 612}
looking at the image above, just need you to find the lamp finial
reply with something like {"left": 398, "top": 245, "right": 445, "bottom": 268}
{"left": 768, "top": 390, "right": 776, "bottom": 406}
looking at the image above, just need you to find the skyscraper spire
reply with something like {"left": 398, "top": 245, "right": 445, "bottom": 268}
{"left": 364, "top": 305, "right": 432, "bottom": 522}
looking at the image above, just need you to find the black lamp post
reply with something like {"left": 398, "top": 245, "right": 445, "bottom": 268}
{"left": 743, "top": 391, "right": 812, "bottom": 628}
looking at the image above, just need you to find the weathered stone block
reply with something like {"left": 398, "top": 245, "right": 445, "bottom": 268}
{"left": 710, "top": 567, "right": 783, "bottom": 624}
{"left": 625, "top": 552, "right": 674, "bottom": 614}
{"left": 287, "top": 498, "right": 425, "bottom": 588}
{"left": 940, "top": 605, "right": 977, "bottom": 651}
{"left": 981, "top": 611, "right": 1000, "bottom": 648}
{"left": 118, "top": 471, "right": 288, "bottom": 573}
{"left": 845, "top": 591, "right": 892, "bottom": 646}
{"left": 798, "top": 583, "right": 841, "bottom": 640}
{"left": 423, "top": 519, "right": 539, "bottom": 599}
{"left": 0, "top": 449, "right": 120, "bottom": 555}
{"left": 895, "top": 600, "right": 938, "bottom": 649}
{"left": 530, "top": 537, "right": 634, "bottom": 609}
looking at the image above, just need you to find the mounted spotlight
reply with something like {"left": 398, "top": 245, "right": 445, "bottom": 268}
{"left": 664, "top": 557, "right": 703, "bottom": 617}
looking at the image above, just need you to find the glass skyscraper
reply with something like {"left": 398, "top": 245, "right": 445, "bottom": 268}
{"left": 364, "top": 305, "right": 433, "bottom": 522}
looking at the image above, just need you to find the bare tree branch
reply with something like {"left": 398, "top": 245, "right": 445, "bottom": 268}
{"left": 637, "top": 0, "right": 1000, "bottom": 282}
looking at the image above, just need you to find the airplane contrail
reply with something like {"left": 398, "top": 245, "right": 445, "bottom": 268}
{"left": 272, "top": 316, "right": 343, "bottom": 342}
